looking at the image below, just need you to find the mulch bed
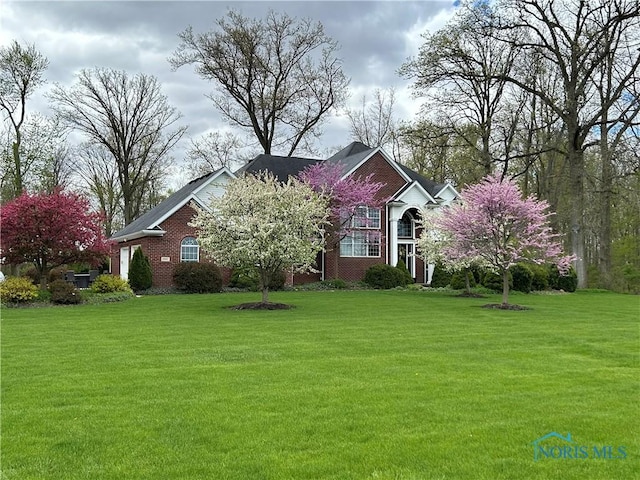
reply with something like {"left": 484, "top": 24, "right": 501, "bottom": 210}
{"left": 229, "top": 302, "right": 293, "bottom": 310}
{"left": 481, "top": 303, "right": 531, "bottom": 310}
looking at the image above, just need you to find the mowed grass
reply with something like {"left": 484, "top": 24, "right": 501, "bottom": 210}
{"left": 1, "top": 290, "right": 638, "bottom": 479}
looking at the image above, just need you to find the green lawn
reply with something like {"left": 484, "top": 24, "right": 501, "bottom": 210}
{"left": 1, "top": 290, "right": 638, "bottom": 479}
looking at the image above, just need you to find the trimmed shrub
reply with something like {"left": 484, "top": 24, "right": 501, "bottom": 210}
{"left": 90, "top": 274, "right": 132, "bottom": 294}
{"left": 450, "top": 270, "right": 477, "bottom": 290}
{"left": 0, "top": 276, "right": 39, "bottom": 303}
{"left": 529, "top": 264, "right": 550, "bottom": 291}
{"left": 82, "top": 291, "right": 134, "bottom": 304}
{"left": 549, "top": 265, "right": 578, "bottom": 292}
{"left": 48, "top": 265, "right": 68, "bottom": 283}
{"left": 396, "top": 259, "right": 414, "bottom": 285}
{"left": 482, "top": 270, "right": 513, "bottom": 292}
{"left": 173, "top": 262, "right": 223, "bottom": 293}
{"left": 229, "top": 266, "right": 286, "bottom": 292}
{"left": 321, "top": 278, "right": 347, "bottom": 289}
{"left": 20, "top": 265, "right": 40, "bottom": 285}
{"left": 48, "top": 279, "right": 80, "bottom": 304}
{"left": 511, "top": 264, "right": 533, "bottom": 293}
{"left": 128, "top": 247, "right": 152, "bottom": 291}
{"left": 364, "top": 264, "right": 408, "bottom": 289}
{"left": 429, "top": 262, "right": 452, "bottom": 288}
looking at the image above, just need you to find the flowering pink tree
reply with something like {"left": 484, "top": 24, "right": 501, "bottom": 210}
{"left": 0, "top": 189, "right": 111, "bottom": 288}
{"left": 299, "top": 161, "right": 386, "bottom": 277}
{"left": 436, "top": 174, "right": 573, "bottom": 306}
{"left": 299, "top": 161, "right": 386, "bottom": 240}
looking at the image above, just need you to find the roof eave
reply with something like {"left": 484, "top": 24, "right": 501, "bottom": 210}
{"left": 112, "top": 229, "right": 166, "bottom": 243}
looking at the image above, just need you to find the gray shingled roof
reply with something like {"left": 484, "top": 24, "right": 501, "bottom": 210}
{"left": 235, "top": 154, "right": 320, "bottom": 182}
{"left": 110, "top": 170, "right": 221, "bottom": 240}
{"left": 325, "top": 141, "right": 377, "bottom": 174}
{"left": 397, "top": 163, "right": 446, "bottom": 198}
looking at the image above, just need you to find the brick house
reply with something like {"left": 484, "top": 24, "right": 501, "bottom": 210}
{"left": 109, "top": 142, "right": 458, "bottom": 287}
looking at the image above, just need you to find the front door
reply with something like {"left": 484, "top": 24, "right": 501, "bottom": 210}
{"left": 397, "top": 243, "right": 414, "bottom": 278}
{"left": 120, "top": 247, "right": 130, "bottom": 280}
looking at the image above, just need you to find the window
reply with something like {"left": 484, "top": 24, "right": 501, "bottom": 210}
{"left": 352, "top": 206, "right": 380, "bottom": 229}
{"left": 398, "top": 212, "right": 414, "bottom": 238}
{"left": 340, "top": 231, "right": 381, "bottom": 257}
{"left": 180, "top": 236, "right": 199, "bottom": 262}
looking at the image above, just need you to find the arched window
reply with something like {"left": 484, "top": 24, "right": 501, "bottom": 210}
{"left": 180, "top": 236, "right": 199, "bottom": 262}
{"left": 397, "top": 212, "right": 414, "bottom": 238}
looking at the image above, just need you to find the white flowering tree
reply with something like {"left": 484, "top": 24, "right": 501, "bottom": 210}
{"left": 190, "top": 172, "right": 329, "bottom": 306}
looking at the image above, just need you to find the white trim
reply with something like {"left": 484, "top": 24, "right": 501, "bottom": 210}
{"left": 433, "top": 183, "right": 460, "bottom": 202}
{"left": 340, "top": 146, "right": 413, "bottom": 184}
{"left": 394, "top": 181, "right": 437, "bottom": 205}
{"left": 150, "top": 169, "right": 235, "bottom": 229}
{"left": 112, "top": 229, "right": 166, "bottom": 243}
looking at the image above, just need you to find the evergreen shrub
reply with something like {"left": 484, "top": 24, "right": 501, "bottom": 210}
{"left": 450, "top": 270, "right": 476, "bottom": 290}
{"left": 173, "top": 262, "right": 223, "bottom": 293}
{"left": 429, "top": 262, "right": 452, "bottom": 288}
{"left": 48, "top": 279, "right": 80, "bottom": 304}
{"left": 482, "top": 270, "right": 513, "bottom": 292}
{"left": 129, "top": 247, "right": 152, "bottom": 291}
{"left": 229, "top": 266, "right": 285, "bottom": 291}
{"left": 364, "top": 264, "right": 409, "bottom": 289}
{"left": 549, "top": 265, "right": 578, "bottom": 292}
{"left": 511, "top": 264, "right": 533, "bottom": 293}
{"left": 529, "top": 264, "right": 550, "bottom": 291}
{"left": 395, "top": 259, "right": 414, "bottom": 285}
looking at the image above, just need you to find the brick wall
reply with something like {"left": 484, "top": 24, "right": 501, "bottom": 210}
{"left": 110, "top": 204, "right": 230, "bottom": 288}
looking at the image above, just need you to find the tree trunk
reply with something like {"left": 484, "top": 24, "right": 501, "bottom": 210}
{"left": 567, "top": 146, "right": 588, "bottom": 289}
{"left": 12, "top": 138, "right": 23, "bottom": 196}
{"left": 261, "top": 286, "right": 269, "bottom": 304}
{"left": 501, "top": 268, "right": 510, "bottom": 306}
{"left": 598, "top": 126, "right": 613, "bottom": 290}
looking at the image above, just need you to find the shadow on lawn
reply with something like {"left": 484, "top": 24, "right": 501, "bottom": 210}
{"left": 228, "top": 302, "right": 294, "bottom": 310}
{"left": 454, "top": 291, "right": 531, "bottom": 310}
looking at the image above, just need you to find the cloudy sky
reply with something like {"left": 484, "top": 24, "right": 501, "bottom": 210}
{"left": 1, "top": 1, "right": 458, "bottom": 177}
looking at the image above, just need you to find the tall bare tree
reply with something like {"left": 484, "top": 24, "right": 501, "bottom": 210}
{"left": 169, "top": 10, "right": 349, "bottom": 156}
{"left": 73, "top": 143, "right": 123, "bottom": 237}
{"left": 346, "top": 87, "right": 399, "bottom": 157}
{"left": 400, "top": 0, "right": 519, "bottom": 175}
{"left": 593, "top": 19, "right": 640, "bottom": 288}
{"left": 187, "top": 130, "right": 248, "bottom": 176}
{"left": 495, "top": 0, "right": 640, "bottom": 288}
{"left": 0, "top": 40, "right": 49, "bottom": 198}
{"left": 49, "top": 68, "right": 186, "bottom": 225}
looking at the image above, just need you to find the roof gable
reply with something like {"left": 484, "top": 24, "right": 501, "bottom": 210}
{"left": 395, "top": 181, "right": 437, "bottom": 205}
{"left": 110, "top": 168, "right": 234, "bottom": 241}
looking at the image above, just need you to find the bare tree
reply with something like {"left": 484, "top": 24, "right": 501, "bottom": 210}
{"left": 592, "top": 15, "right": 640, "bottom": 288}
{"left": 0, "top": 40, "right": 49, "bottom": 198}
{"left": 73, "top": 143, "right": 123, "bottom": 237}
{"left": 169, "top": 10, "right": 349, "bottom": 156}
{"left": 346, "top": 88, "right": 399, "bottom": 156}
{"left": 187, "top": 130, "right": 248, "bottom": 176}
{"left": 49, "top": 68, "right": 187, "bottom": 225}
{"left": 400, "top": 0, "right": 519, "bottom": 175}
{"left": 494, "top": 0, "right": 640, "bottom": 288}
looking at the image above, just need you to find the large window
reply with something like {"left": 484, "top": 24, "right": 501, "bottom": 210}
{"left": 180, "top": 236, "right": 199, "bottom": 262}
{"left": 352, "top": 206, "right": 380, "bottom": 229}
{"left": 340, "top": 231, "right": 381, "bottom": 257}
